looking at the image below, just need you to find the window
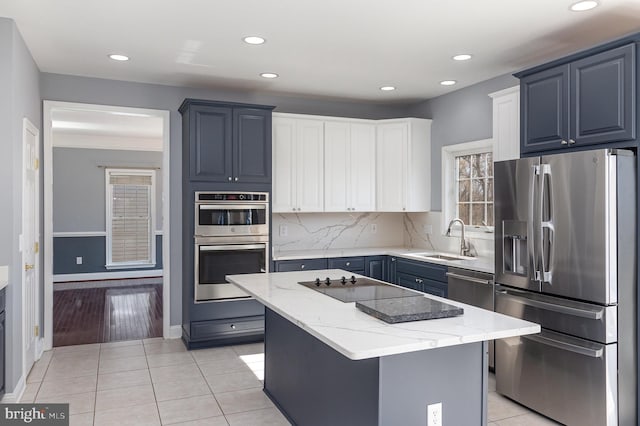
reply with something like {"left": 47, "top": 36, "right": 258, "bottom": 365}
{"left": 106, "top": 168, "right": 156, "bottom": 269}
{"left": 455, "top": 152, "right": 493, "bottom": 226}
{"left": 442, "top": 139, "right": 494, "bottom": 238}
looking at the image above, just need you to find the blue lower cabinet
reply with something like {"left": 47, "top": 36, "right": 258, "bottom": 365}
{"left": 328, "top": 257, "right": 365, "bottom": 274}
{"left": 364, "top": 256, "right": 386, "bottom": 280}
{"left": 274, "top": 258, "right": 328, "bottom": 272}
{"left": 394, "top": 258, "right": 448, "bottom": 297}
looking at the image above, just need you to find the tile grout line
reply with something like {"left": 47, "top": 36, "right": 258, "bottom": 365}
{"left": 144, "top": 339, "right": 164, "bottom": 425}
{"left": 93, "top": 343, "right": 101, "bottom": 426}
{"left": 192, "top": 352, "right": 230, "bottom": 425}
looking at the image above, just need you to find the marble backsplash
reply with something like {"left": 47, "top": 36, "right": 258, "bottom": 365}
{"left": 272, "top": 211, "right": 494, "bottom": 260}
{"left": 272, "top": 212, "right": 405, "bottom": 252}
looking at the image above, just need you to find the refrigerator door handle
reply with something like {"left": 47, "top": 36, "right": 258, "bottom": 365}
{"left": 528, "top": 165, "right": 539, "bottom": 283}
{"left": 539, "top": 163, "right": 554, "bottom": 284}
{"left": 495, "top": 289, "right": 604, "bottom": 320}
{"left": 522, "top": 334, "right": 603, "bottom": 359}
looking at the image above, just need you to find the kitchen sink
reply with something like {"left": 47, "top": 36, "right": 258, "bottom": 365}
{"left": 411, "top": 253, "right": 468, "bottom": 261}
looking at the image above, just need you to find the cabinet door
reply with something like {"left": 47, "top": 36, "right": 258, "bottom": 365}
{"left": 324, "top": 122, "right": 350, "bottom": 212}
{"left": 234, "top": 108, "right": 271, "bottom": 183}
{"left": 273, "top": 118, "right": 297, "bottom": 212}
{"left": 570, "top": 43, "right": 636, "bottom": 147}
{"left": 275, "top": 258, "right": 328, "bottom": 272}
{"left": 521, "top": 65, "right": 569, "bottom": 154}
{"left": 190, "top": 106, "right": 232, "bottom": 181}
{"left": 350, "top": 123, "right": 376, "bottom": 211}
{"left": 422, "top": 279, "right": 447, "bottom": 297}
{"left": 296, "top": 120, "right": 325, "bottom": 212}
{"left": 376, "top": 123, "right": 408, "bottom": 211}
{"left": 387, "top": 257, "right": 398, "bottom": 283}
{"left": 491, "top": 87, "right": 520, "bottom": 162}
{"left": 396, "top": 272, "right": 424, "bottom": 292}
{"left": 364, "top": 256, "right": 386, "bottom": 281}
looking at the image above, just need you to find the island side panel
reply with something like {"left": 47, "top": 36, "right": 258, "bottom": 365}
{"left": 264, "top": 308, "right": 380, "bottom": 426}
{"left": 378, "top": 341, "right": 488, "bottom": 426}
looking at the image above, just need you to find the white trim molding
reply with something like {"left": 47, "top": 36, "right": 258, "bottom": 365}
{"left": 169, "top": 325, "right": 183, "bottom": 339}
{"left": 1, "top": 375, "right": 25, "bottom": 403}
{"left": 53, "top": 132, "right": 163, "bottom": 152}
{"left": 52, "top": 231, "right": 107, "bottom": 238}
{"left": 441, "top": 139, "right": 495, "bottom": 241}
{"left": 44, "top": 101, "right": 172, "bottom": 350}
{"left": 53, "top": 269, "right": 163, "bottom": 283}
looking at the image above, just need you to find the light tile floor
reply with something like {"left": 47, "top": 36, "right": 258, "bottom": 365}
{"left": 21, "top": 339, "right": 558, "bottom": 425}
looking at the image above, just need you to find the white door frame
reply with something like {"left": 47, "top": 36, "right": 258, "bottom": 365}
{"left": 42, "top": 100, "right": 172, "bottom": 350}
{"left": 22, "top": 118, "right": 41, "bottom": 373}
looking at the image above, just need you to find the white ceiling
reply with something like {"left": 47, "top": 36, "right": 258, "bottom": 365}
{"left": 2, "top": 0, "right": 640, "bottom": 102}
{"left": 52, "top": 108, "right": 163, "bottom": 139}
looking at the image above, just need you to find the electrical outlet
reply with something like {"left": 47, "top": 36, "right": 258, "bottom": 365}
{"left": 279, "top": 224, "right": 288, "bottom": 237}
{"left": 423, "top": 224, "right": 433, "bottom": 235}
{"left": 370, "top": 223, "right": 378, "bottom": 234}
{"left": 76, "top": 256, "right": 83, "bottom": 265}
{"left": 427, "top": 402, "right": 442, "bottom": 426}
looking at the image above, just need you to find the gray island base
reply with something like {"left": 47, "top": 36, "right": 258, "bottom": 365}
{"left": 264, "top": 308, "right": 488, "bottom": 426}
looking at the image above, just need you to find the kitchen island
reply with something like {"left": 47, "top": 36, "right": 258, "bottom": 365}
{"left": 227, "top": 270, "right": 539, "bottom": 426}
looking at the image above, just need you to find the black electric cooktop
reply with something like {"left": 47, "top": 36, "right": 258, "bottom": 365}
{"left": 298, "top": 276, "right": 464, "bottom": 323}
{"left": 298, "top": 276, "right": 420, "bottom": 303}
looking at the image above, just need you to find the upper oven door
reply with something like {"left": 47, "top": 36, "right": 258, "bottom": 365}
{"left": 195, "top": 204, "right": 268, "bottom": 237}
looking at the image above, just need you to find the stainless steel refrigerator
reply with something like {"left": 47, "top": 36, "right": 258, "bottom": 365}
{"left": 494, "top": 149, "right": 637, "bottom": 426}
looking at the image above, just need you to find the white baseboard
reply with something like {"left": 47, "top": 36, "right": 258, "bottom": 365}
{"left": 1, "top": 375, "right": 25, "bottom": 403}
{"left": 35, "top": 337, "right": 44, "bottom": 360}
{"left": 168, "top": 325, "right": 182, "bottom": 339}
{"left": 53, "top": 269, "right": 163, "bottom": 283}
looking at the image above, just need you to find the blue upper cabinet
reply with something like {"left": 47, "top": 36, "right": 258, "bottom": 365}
{"left": 519, "top": 40, "right": 636, "bottom": 155}
{"left": 234, "top": 108, "right": 272, "bottom": 184}
{"left": 180, "top": 99, "right": 275, "bottom": 183}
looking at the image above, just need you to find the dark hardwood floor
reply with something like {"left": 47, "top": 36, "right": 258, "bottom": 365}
{"left": 53, "top": 283, "right": 163, "bottom": 347}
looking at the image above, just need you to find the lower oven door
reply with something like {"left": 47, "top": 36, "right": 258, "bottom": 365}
{"left": 496, "top": 330, "right": 617, "bottom": 426}
{"left": 195, "top": 241, "right": 268, "bottom": 302}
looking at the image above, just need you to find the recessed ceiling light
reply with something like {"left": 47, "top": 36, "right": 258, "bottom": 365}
{"left": 440, "top": 80, "right": 457, "bottom": 86}
{"left": 452, "top": 54, "right": 472, "bottom": 61}
{"left": 570, "top": 0, "right": 598, "bottom": 11}
{"left": 380, "top": 86, "right": 396, "bottom": 91}
{"left": 108, "top": 54, "right": 129, "bottom": 61}
{"left": 244, "top": 36, "right": 266, "bottom": 45}
{"left": 260, "top": 73, "right": 278, "bottom": 79}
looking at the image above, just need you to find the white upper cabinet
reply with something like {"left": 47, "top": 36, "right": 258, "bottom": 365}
{"left": 489, "top": 86, "right": 520, "bottom": 162}
{"left": 272, "top": 116, "right": 324, "bottom": 212}
{"left": 324, "top": 121, "right": 376, "bottom": 212}
{"left": 376, "top": 118, "right": 431, "bottom": 212}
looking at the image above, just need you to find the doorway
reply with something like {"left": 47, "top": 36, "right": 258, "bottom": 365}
{"left": 43, "top": 101, "right": 171, "bottom": 350}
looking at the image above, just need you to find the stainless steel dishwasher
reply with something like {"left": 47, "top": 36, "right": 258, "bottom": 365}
{"left": 446, "top": 266, "right": 495, "bottom": 369}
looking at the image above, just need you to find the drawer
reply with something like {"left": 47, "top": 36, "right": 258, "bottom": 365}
{"left": 0, "top": 288, "right": 5, "bottom": 313}
{"left": 275, "top": 258, "right": 327, "bottom": 272}
{"left": 328, "top": 257, "right": 365, "bottom": 273}
{"left": 396, "top": 258, "right": 447, "bottom": 283}
{"left": 191, "top": 315, "right": 264, "bottom": 341}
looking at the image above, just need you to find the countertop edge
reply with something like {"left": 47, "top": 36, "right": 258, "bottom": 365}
{"left": 227, "top": 271, "right": 539, "bottom": 360}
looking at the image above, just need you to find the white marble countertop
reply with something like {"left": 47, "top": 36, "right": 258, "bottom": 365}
{"left": 273, "top": 247, "right": 495, "bottom": 274}
{"left": 0, "top": 265, "right": 8, "bottom": 291}
{"left": 227, "top": 270, "right": 539, "bottom": 360}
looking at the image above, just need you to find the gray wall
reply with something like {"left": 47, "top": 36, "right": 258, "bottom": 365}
{"left": 52, "top": 147, "right": 163, "bottom": 232}
{"left": 0, "top": 18, "right": 41, "bottom": 395}
{"left": 40, "top": 72, "right": 413, "bottom": 327}
{"left": 407, "top": 73, "right": 519, "bottom": 210}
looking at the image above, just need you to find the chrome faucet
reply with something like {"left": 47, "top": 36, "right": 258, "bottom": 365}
{"left": 446, "top": 218, "right": 472, "bottom": 257}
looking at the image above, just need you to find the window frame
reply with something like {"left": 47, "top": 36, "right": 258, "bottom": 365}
{"left": 441, "top": 139, "right": 495, "bottom": 240}
{"left": 105, "top": 168, "right": 157, "bottom": 269}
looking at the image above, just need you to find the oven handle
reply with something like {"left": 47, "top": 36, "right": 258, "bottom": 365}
{"left": 199, "top": 244, "right": 266, "bottom": 251}
{"left": 198, "top": 205, "right": 266, "bottom": 210}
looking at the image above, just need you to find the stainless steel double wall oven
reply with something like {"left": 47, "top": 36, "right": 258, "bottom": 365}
{"left": 194, "top": 192, "right": 269, "bottom": 302}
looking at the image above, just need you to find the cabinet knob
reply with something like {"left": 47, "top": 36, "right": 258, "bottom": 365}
{"left": 234, "top": 177, "right": 239, "bottom": 181}
{"left": 402, "top": 207, "right": 406, "bottom": 211}
{"left": 415, "top": 278, "right": 419, "bottom": 283}
{"left": 568, "top": 139, "right": 576, "bottom": 145}
{"left": 346, "top": 262, "right": 351, "bottom": 266}
{"left": 230, "top": 324, "right": 236, "bottom": 329}
{"left": 301, "top": 264, "right": 305, "bottom": 269}
{"left": 228, "top": 176, "right": 232, "bottom": 181}
{"left": 561, "top": 140, "right": 568, "bottom": 145}
{"left": 292, "top": 207, "right": 296, "bottom": 211}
